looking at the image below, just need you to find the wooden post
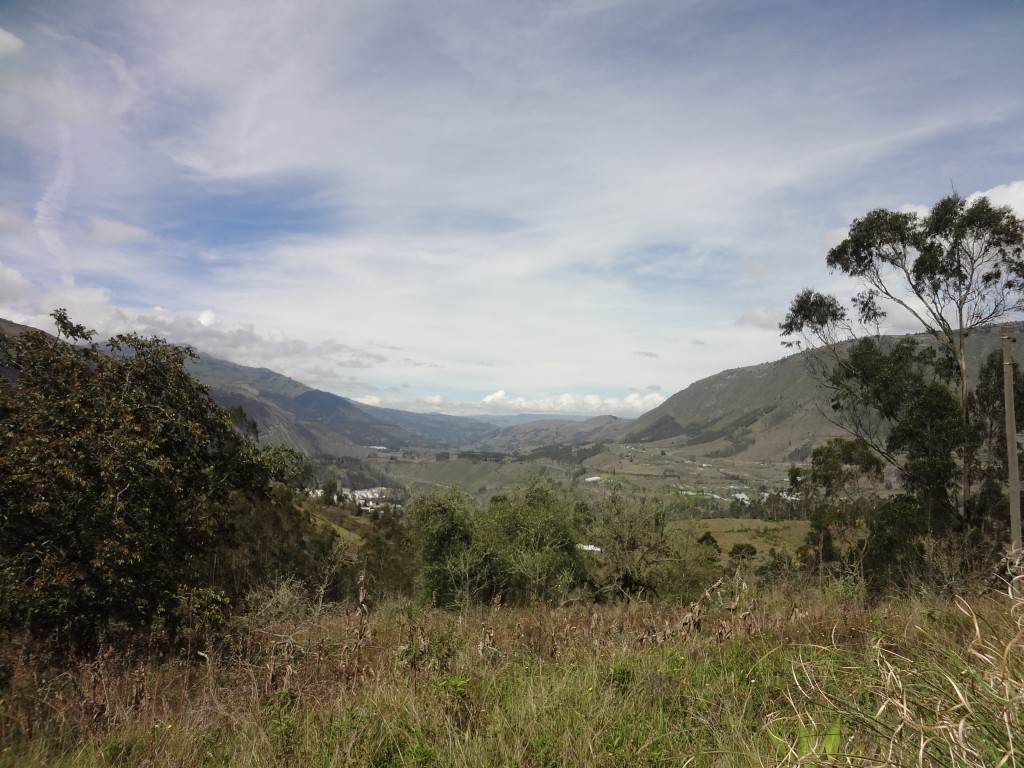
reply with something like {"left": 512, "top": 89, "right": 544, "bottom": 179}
{"left": 1003, "top": 334, "right": 1022, "bottom": 554}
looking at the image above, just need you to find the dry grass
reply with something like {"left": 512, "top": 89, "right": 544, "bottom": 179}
{"left": 2, "top": 570, "right": 1022, "bottom": 767}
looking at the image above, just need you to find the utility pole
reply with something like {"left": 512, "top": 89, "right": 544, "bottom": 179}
{"left": 1003, "top": 334, "right": 1022, "bottom": 555}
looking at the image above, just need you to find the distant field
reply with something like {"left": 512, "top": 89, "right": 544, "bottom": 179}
{"left": 372, "top": 443, "right": 797, "bottom": 509}
{"left": 357, "top": 452, "right": 811, "bottom": 574}
{"left": 691, "top": 518, "right": 810, "bottom": 569}
{"left": 307, "top": 504, "right": 375, "bottom": 546}
{"left": 309, "top": 477, "right": 810, "bottom": 578}
{"left": 370, "top": 454, "right": 565, "bottom": 502}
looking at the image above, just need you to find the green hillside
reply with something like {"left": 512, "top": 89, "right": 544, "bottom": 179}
{"left": 622, "top": 322, "right": 1024, "bottom": 462}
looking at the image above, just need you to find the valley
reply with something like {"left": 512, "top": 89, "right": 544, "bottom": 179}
{"left": 365, "top": 442, "right": 791, "bottom": 509}
{"left": 9, "top": 313, "right": 1024, "bottom": 511}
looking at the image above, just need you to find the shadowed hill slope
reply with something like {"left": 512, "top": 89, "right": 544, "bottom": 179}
{"left": 622, "top": 322, "right": 1024, "bottom": 462}
{"left": 186, "top": 355, "right": 495, "bottom": 451}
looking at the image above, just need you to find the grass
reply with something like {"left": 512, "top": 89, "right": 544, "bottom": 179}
{"left": 2, "top": 574, "right": 1022, "bottom": 767}
{"left": 694, "top": 518, "right": 811, "bottom": 565}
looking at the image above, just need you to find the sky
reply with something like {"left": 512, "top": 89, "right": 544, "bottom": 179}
{"left": 1, "top": 0, "right": 1023, "bottom": 418}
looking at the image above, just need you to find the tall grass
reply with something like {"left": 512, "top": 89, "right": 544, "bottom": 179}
{"left": 1, "top": 571, "right": 1021, "bottom": 767}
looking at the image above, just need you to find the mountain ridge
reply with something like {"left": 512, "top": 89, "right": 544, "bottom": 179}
{"left": 0, "top": 317, "right": 629, "bottom": 455}
{"left": 9, "top": 314, "right": 1024, "bottom": 463}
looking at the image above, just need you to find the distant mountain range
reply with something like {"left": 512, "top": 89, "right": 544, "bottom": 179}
{"left": 0, "top": 317, "right": 629, "bottom": 455}
{"left": 472, "top": 415, "right": 628, "bottom": 452}
{"left": 190, "top": 356, "right": 640, "bottom": 454}
{"left": 7, "top": 315, "right": 1024, "bottom": 462}
{"left": 472, "top": 413, "right": 595, "bottom": 427}
{"left": 187, "top": 352, "right": 489, "bottom": 452}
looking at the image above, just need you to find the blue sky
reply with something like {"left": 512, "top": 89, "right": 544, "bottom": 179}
{"left": 1, "top": 0, "right": 1023, "bottom": 417}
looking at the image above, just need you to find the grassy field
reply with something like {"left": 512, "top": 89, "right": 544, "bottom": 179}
{"left": 3, "top": 575, "right": 1021, "bottom": 767}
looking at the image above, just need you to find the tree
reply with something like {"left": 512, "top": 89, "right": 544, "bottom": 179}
{"left": 208, "top": 486, "right": 342, "bottom": 605}
{"left": 821, "top": 339, "right": 968, "bottom": 529}
{"left": 728, "top": 542, "right": 757, "bottom": 561}
{"left": 969, "top": 349, "right": 1024, "bottom": 530}
{"left": 697, "top": 531, "right": 721, "bottom": 552}
{"left": 470, "top": 482, "right": 585, "bottom": 605}
{"left": 404, "top": 486, "right": 475, "bottom": 607}
{"left": 585, "top": 491, "right": 719, "bottom": 601}
{"left": 0, "top": 310, "right": 295, "bottom": 650}
{"left": 358, "top": 509, "right": 413, "bottom": 598}
{"left": 320, "top": 478, "right": 339, "bottom": 506}
{"left": 782, "top": 193, "right": 1024, "bottom": 517}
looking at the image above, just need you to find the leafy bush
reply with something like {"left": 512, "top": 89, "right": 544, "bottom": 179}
{"left": 584, "top": 491, "right": 721, "bottom": 602}
{"left": 0, "top": 311, "right": 297, "bottom": 651}
{"left": 405, "top": 486, "right": 476, "bottom": 607}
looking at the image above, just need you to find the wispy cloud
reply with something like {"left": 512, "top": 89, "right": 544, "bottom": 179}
{"left": 1, "top": 3, "right": 1023, "bottom": 415}
{"left": 0, "top": 27, "right": 23, "bottom": 58}
{"left": 32, "top": 122, "right": 75, "bottom": 285}
{"left": 88, "top": 217, "right": 151, "bottom": 243}
{"left": 736, "top": 308, "right": 780, "bottom": 331}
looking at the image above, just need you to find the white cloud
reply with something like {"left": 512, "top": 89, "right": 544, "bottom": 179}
{"left": 482, "top": 390, "right": 507, "bottom": 404}
{"left": 736, "top": 308, "right": 780, "bottom": 330}
{"left": 897, "top": 203, "right": 930, "bottom": 217}
{"left": 972, "top": 181, "right": 1024, "bottom": 216}
{"left": 0, "top": 208, "right": 28, "bottom": 233}
{"left": 89, "top": 217, "right": 151, "bottom": 243}
{"left": 2, "top": 1, "right": 1023, "bottom": 420}
{"left": 0, "top": 27, "right": 23, "bottom": 58}
{"left": 0, "top": 262, "right": 31, "bottom": 303}
{"left": 465, "top": 388, "right": 663, "bottom": 417}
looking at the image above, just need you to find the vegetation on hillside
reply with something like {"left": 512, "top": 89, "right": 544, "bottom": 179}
{"left": 781, "top": 193, "right": 1024, "bottom": 595}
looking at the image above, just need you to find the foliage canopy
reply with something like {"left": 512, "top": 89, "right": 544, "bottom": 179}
{"left": 781, "top": 194, "right": 1024, "bottom": 591}
{"left": 0, "top": 310, "right": 297, "bottom": 650}
{"left": 781, "top": 194, "right": 1024, "bottom": 522}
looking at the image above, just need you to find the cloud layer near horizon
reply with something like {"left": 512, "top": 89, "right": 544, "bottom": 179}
{"left": 1, "top": 1, "right": 1023, "bottom": 416}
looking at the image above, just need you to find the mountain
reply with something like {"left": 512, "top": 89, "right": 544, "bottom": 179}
{"left": 473, "top": 415, "right": 628, "bottom": 452}
{"left": 0, "top": 318, "right": 34, "bottom": 380}
{"left": 10, "top": 312, "right": 1021, "bottom": 463}
{"left": 473, "top": 413, "right": 595, "bottom": 427}
{"left": 620, "top": 350, "right": 840, "bottom": 462}
{"left": 621, "top": 322, "right": 1024, "bottom": 463}
{"left": 185, "top": 354, "right": 494, "bottom": 452}
{"left": 1, "top": 316, "right": 633, "bottom": 455}
{"left": 190, "top": 354, "right": 626, "bottom": 452}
